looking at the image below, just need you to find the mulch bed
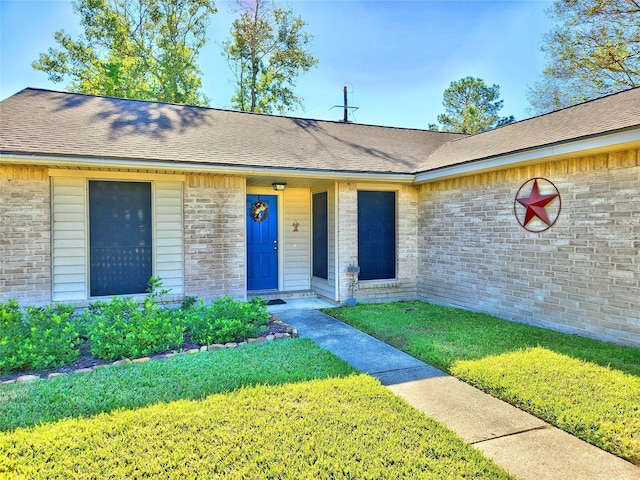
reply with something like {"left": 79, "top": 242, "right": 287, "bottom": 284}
{"left": 0, "top": 319, "right": 292, "bottom": 383}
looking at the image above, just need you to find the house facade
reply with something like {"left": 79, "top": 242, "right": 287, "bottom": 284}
{"left": 1, "top": 88, "right": 639, "bottom": 346}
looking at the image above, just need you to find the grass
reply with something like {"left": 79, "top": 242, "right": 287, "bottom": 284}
{"left": 0, "top": 339, "right": 353, "bottom": 431}
{"left": 453, "top": 348, "right": 640, "bottom": 465}
{"left": 0, "top": 339, "right": 513, "bottom": 479}
{"left": 323, "top": 301, "right": 640, "bottom": 375}
{"left": 324, "top": 301, "right": 640, "bottom": 465}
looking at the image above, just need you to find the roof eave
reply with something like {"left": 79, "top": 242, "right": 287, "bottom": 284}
{"left": 0, "top": 152, "right": 416, "bottom": 184}
{"left": 414, "top": 128, "right": 640, "bottom": 184}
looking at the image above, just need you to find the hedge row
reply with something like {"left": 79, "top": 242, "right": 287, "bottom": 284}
{"left": 1, "top": 283, "right": 269, "bottom": 372}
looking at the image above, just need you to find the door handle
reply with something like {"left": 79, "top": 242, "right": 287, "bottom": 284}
{"left": 273, "top": 240, "right": 278, "bottom": 251}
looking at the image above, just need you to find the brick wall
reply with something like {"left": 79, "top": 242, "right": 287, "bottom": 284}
{"left": 337, "top": 182, "right": 419, "bottom": 303}
{"left": 183, "top": 175, "right": 246, "bottom": 300}
{"left": 336, "top": 182, "right": 358, "bottom": 301}
{"left": 0, "top": 165, "right": 52, "bottom": 305}
{"left": 417, "top": 148, "right": 640, "bottom": 346}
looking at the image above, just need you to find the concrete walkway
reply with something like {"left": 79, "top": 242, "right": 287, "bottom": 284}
{"left": 273, "top": 305, "right": 639, "bottom": 480}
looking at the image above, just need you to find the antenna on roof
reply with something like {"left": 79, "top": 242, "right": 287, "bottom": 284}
{"left": 331, "top": 85, "right": 359, "bottom": 122}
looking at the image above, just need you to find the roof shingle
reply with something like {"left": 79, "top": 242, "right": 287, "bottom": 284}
{"left": 1, "top": 87, "right": 638, "bottom": 175}
{"left": 0, "top": 88, "right": 464, "bottom": 174}
{"left": 416, "top": 87, "right": 640, "bottom": 173}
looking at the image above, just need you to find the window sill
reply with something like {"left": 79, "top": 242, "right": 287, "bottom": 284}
{"left": 358, "top": 279, "right": 399, "bottom": 289}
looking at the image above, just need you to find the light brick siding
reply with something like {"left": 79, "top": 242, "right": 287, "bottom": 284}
{"left": 0, "top": 165, "right": 52, "bottom": 305}
{"left": 183, "top": 175, "right": 246, "bottom": 300}
{"left": 418, "top": 148, "right": 640, "bottom": 346}
{"left": 337, "top": 182, "right": 419, "bottom": 303}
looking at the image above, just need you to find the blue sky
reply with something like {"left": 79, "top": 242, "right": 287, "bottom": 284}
{"left": 1, "top": 0, "right": 553, "bottom": 129}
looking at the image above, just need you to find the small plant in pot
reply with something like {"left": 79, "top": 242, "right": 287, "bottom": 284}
{"left": 345, "top": 260, "right": 360, "bottom": 307}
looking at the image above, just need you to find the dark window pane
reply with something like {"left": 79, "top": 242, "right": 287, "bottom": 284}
{"left": 312, "top": 192, "right": 328, "bottom": 279}
{"left": 358, "top": 191, "right": 396, "bottom": 280}
{"left": 89, "top": 181, "right": 152, "bottom": 296}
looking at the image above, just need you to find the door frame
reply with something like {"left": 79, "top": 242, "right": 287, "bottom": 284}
{"left": 246, "top": 187, "right": 284, "bottom": 292}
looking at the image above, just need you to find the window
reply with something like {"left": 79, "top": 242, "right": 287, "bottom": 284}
{"left": 357, "top": 191, "right": 396, "bottom": 280}
{"left": 89, "top": 181, "right": 152, "bottom": 296}
{"left": 312, "top": 191, "right": 328, "bottom": 279}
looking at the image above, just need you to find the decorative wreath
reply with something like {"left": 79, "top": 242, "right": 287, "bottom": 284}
{"left": 251, "top": 200, "right": 269, "bottom": 222}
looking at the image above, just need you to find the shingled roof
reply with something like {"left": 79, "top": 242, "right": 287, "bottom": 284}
{"left": 1, "top": 87, "right": 639, "bottom": 177}
{"left": 416, "top": 86, "right": 640, "bottom": 174}
{"left": 0, "top": 88, "right": 464, "bottom": 175}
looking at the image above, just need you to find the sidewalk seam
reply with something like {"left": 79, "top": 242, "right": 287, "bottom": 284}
{"left": 370, "top": 365, "right": 436, "bottom": 376}
{"left": 470, "top": 425, "right": 550, "bottom": 446}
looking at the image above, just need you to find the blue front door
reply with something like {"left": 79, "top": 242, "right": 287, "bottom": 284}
{"left": 247, "top": 194, "right": 278, "bottom": 290}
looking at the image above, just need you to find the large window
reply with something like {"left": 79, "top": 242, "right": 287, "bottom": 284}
{"left": 312, "top": 191, "right": 328, "bottom": 279}
{"left": 357, "top": 191, "right": 396, "bottom": 280}
{"left": 89, "top": 181, "right": 152, "bottom": 296}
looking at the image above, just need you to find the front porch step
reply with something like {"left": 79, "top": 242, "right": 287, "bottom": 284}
{"left": 248, "top": 290, "right": 318, "bottom": 301}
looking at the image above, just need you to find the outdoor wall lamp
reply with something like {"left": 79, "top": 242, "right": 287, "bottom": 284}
{"left": 272, "top": 182, "right": 287, "bottom": 191}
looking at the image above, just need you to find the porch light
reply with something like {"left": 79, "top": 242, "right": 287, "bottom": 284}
{"left": 272, "top": 182, "right": 287, "bottom": 191}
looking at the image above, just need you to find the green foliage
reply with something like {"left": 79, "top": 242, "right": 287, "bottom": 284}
{"left": 83, "top": 296, "right": 184, "bottom": 360}
{"left": 0, "top": 300, "right": 80, "bottom": 372}
{"left": 0, "top": 276, "right": 274, "bottom": 370}
{"left": 0, "top": 339, "right": 355, "bottom": 431}
{"left": 528, "top": 0, "right": 640, "bottom": 113}
{"left": 1, "top": 278, "right": 273, "bottom": 368}
{"left": 222, "top": 0, "right": 318, "bottom": 113}
{"left": 182, "top": 296, "right": 270, "bottom": 345}
{"left": 146, "top": 275, "right": 170, "bottom": 299}
{"left": 452, "top": 348, "right": 640, "bottom": 465}
{"left": 181, "top": 295, "right": 198, "bottom": 310}
{"left": 32, "top": 0, "right": 216, "bottom": 105}
{"left": 433, "top": 76, "right": 514, "bottom": 134}
{"left": 0, "top": 375, "right": 513, "bottom": 479}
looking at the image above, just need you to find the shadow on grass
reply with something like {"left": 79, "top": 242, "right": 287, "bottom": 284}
{"left": 1, "top": 375, "right": 514, "bottom": 479}
{"left": 323, "top": 301, "right": 640, "bottom": 377}
{"left": 0, "top": 339, "right": 355, "bottom": 432}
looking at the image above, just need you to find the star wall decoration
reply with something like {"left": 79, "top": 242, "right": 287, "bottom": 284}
{"left": 514, "top": 178, "right": 561, "bottom": 232}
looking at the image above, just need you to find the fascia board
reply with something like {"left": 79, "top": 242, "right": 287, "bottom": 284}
{"left": 414, "top": 129, "right": 640, "bottom": 184}
{"left": 0, "top": 153, "right": 415, "bottom": 184}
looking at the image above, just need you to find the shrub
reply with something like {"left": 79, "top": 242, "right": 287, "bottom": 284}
{"left": 0, "top": 300, "right": 80, "bottom": 372}
{"left": 84, "top": 296, "right": 184, "bottom": 361}
{"left": 183, "top": 296, "right": 270, "bottom": 345}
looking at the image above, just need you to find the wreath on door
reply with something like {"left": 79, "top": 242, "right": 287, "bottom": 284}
{"left": 251, "top": 200, "right": 269, "bottom": 222}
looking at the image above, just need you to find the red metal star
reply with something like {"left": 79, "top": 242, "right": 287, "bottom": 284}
{"left": 516, "top": 179, "right": 559, "bottom": 226}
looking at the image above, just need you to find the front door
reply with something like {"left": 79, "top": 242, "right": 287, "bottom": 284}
{"left": 247, "top": 194, "right": 278, "bottom": 290}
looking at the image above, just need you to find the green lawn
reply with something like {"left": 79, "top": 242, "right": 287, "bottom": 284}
{"left": 0, "top": 339, "right": 513, "bottom": 479}
{"left": 324, "top": 301, "right": 640, "bottom": 465}
{"left": 0, "top": 339, "right": 353, "bottom": 431}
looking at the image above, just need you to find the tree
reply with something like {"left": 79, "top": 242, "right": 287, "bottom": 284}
{"left": 433, "top": 77, "right": 515, "bottom": 134}
{"left": 528, "top": 0, "right": 640, "bottom": 114}
{"left": 33, "top": 0, "right": 216, "bottom": 106}
{"left": 222, "top": 0, "right": 318, "bottom": 114}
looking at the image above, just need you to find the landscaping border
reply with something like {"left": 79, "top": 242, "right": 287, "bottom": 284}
{"left": 0, "top": 317, "right": 298, "bottom": 385}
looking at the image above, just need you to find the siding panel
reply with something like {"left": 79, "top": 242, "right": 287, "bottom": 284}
{"left": 155, "top": 182, "right": 184, "bottom": 293}
{"left": 283, "top": 188, "right": 310, "bottom": 291}
{"left": 51, "top": 177, "right": 87, "bottom": 301}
